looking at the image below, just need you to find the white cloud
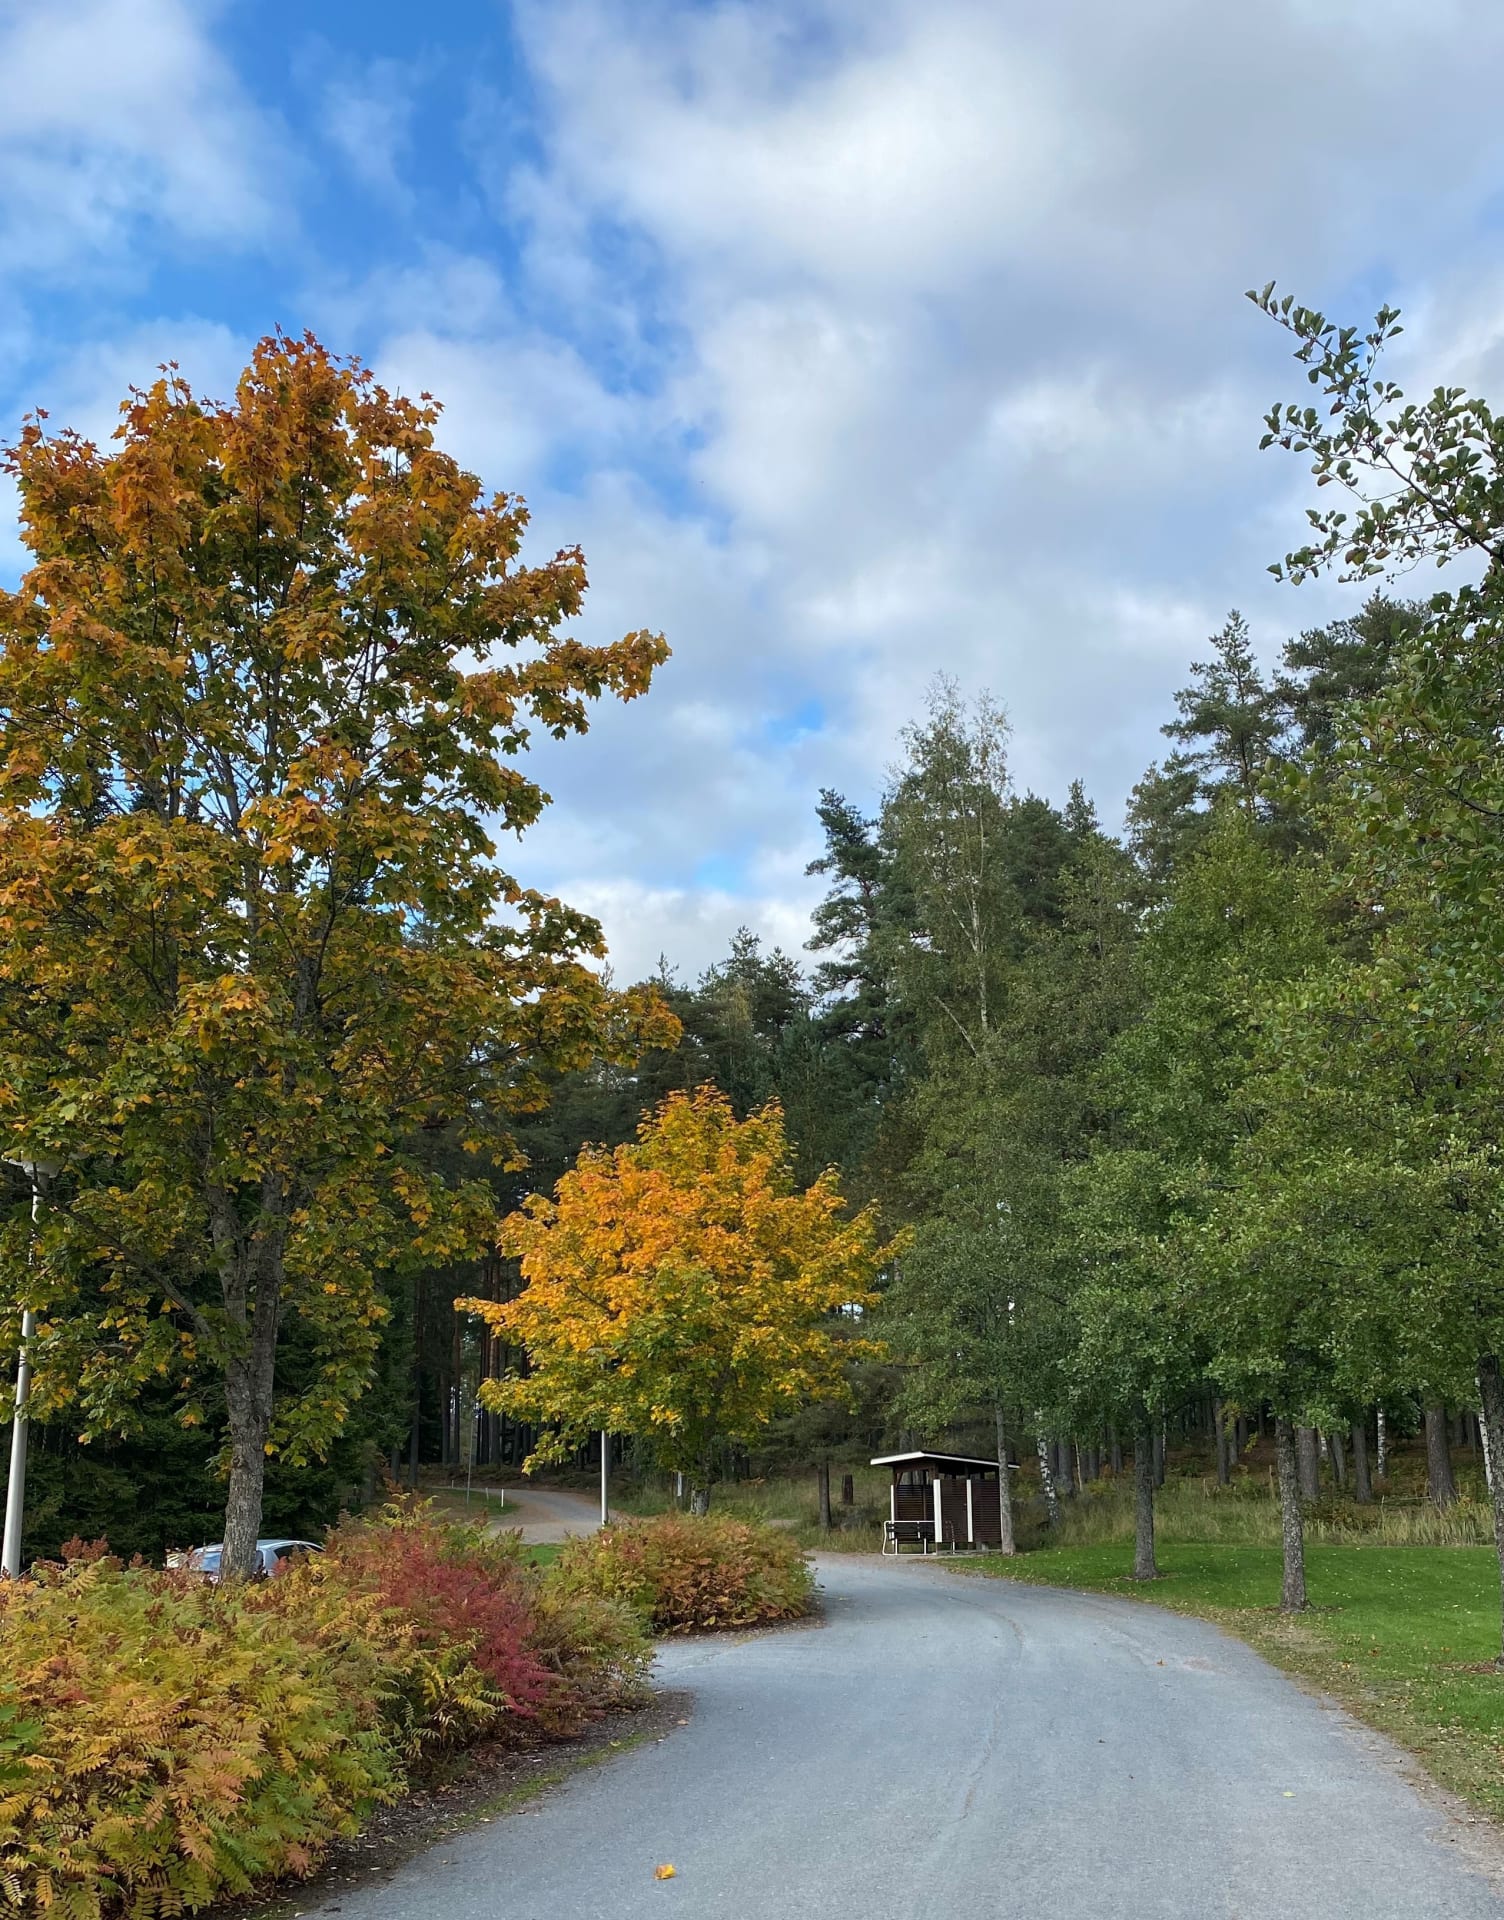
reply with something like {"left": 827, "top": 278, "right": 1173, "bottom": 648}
{"left": 0, "top": 0, "right": 282, "bottom": 275}
{"left": 320, "top": 57, "right": 418, "bottom": 206}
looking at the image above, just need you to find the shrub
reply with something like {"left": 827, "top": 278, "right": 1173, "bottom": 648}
{"left": 0, "top": 1508, "right": 652, "bottom": 1919}
{"left": 553, "top": 1512, "right": 814, "bottom": 1633}
{"left": 315, "top": 1504, "right": 651, "bottom": 1753}
{"left": 0, "top": 1553, "right": 395, "bottom": 1920}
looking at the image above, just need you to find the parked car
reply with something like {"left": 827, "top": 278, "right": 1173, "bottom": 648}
{"left": 182, "top": 1538, "right": 323, "bottom": 1579}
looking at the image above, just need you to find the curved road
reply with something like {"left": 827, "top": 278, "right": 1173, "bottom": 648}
{"left": 304, "top": 1556, "right": 1504, "bottom": 1919}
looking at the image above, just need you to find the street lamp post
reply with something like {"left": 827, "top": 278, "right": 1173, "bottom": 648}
{"left": 3, "top": 1157, "right": 57, "bottom": 1581}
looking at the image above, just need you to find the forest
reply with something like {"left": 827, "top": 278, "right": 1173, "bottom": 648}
{"left": 6, "top": 292, "right": 1504, "bottom": 1641}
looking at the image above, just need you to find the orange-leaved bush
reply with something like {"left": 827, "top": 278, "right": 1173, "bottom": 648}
{"left": 0, "top": 1509, "right": 651, "bottom": 1919}
{"left": 0, "top": 1552, "right": 396, "bottom": 1920}
{"left": 554, "top": 1513, "right": 815, "bottom": 1633}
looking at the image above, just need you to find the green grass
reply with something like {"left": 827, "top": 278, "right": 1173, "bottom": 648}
{"left": 971, "top": 1539, "right": 1504, "bottom": 1818}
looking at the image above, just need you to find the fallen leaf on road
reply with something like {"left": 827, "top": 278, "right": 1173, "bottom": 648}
{"left": 655, "top": 1864, "right": 677, "bottom": 1880}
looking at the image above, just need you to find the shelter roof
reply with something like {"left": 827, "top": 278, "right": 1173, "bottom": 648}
{"left": 870, "top": 1450, "right": 1001, "bottom": 1473}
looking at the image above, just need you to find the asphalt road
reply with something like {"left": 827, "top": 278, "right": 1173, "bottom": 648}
{"left": 302, "top": 1556, "right": 1504, "bottom": 1920}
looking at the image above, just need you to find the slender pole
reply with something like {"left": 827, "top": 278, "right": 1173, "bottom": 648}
{"left": 2, "top": 1187, "right": 41, "bottom": 1581}
{"left": 599, "top": 1431, "right": 611, "bottom": 1528}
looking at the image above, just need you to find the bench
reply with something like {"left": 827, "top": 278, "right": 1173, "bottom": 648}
{"left": 882, "top": 1519, "right": 936, "bottom": 1555}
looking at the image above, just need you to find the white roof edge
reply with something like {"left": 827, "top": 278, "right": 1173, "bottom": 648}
{"left": 869, "top": 1450, "right": 1003, "bottom": 1470}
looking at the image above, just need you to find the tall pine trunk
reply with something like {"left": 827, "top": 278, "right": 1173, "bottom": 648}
{"left": 1425, "top": 1405, "right": 1458, "bottom": 1508}
{"left": 1351, "top": 1420, "right": 1373, "bottom": 1504}
{"left": 1133, "top": 1418, "right": 1158, "bottom": 1581}
{"left": 817, "top": 1457, "right": 832, "bottom": 1533}
{"left": 1055, "top": 1437, "right": 1075, "bottom": 1499}
{"left": 1275, "top": 1416, "right": 1308, "bottom": 1612}
{"left": 1328, "top": 1428, "right": 1347, "bottom": 1491}
{"left": 1214, "top": 1399, "right": 1230, "bottom": 1486}
{"left": 994, "top": 1405, "right": 1016, "bottom": 1556}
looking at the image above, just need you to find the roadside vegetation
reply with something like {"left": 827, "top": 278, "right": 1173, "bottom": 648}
{"left": 555, "top": 1512, "right": 815, "bottom": 1631}
{"left": 0, "top": 1498, "right": 813, "bottom": 1919}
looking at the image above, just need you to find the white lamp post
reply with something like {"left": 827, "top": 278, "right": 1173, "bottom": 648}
{"left": 3, "top": 1157, "right": 58, "bottom": 1580}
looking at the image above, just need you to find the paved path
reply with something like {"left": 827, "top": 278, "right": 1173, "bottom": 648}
{"left": 301, "top": 1556, "right": 1504, "bottom": 1919}
{"left": 430, "top": 1483, "right": 607, "bottom": 1544}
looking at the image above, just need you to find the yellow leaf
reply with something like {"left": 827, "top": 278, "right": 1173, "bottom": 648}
{"left": 654, "top": 1864, "right": 676, "bottom": 1880}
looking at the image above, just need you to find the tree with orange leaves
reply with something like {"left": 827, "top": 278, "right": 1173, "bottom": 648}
{"left": 0, "top": 335, "right": 673, "bottom": 1574}
{"left": 461, "top": 1087, "right": 888, "bottom": 1509}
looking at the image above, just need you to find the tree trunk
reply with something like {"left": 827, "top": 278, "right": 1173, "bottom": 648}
{"left": 1153, "top": 1421, "right": 1166, "bottom": 1488}
{"left": 1275, "top": 1415, "right": 1308, "bottom": 1612}
{"left": 217, "top": 1197, "right": 285, "bottom": 1580}
{"left": 1376, "top": 1407, "right": 1387, "bottom": 1481}
{"left": 222, "top": 1362, "right": 271, "bottom": 1578}
{"left": 1475, "top": 1357, "right": 1504, "bottom": 1666}
{"left": 1295, "top": 1425, "right": 1321, "bottom": 1502}
{"left": 1133, "top": 1419, "right": 1159, "bottom": 1581}
{"left": 690, "top": 1444, "right": 713, "bottom": 1515}
{"left": 994, "top": 1405, "right": 1016, "bottom": 1556}
{"left": 817, "top": 1457, "right": 832, "bottom": 1533}
{"left": 1351, "top": 1421, "right": 1372, "bottom": 1504}
{"left": 841, "top": 1473, "right": 855, "bottom": 1506}
{"left": 1214, "top": 1400, "right": 1230, "bottom": 1486}
{"left": 1035, "top": 1428, "right": 1060, "bottom": 1528}
{"left": 1425, "top": 1404, "right": 1458, "bottom": 1508}
{"left": 1109, "top": 1427, "right": 1123, "bottom": 1475}
{"left": 1054, "top": 1437, "right": 1075, "bottom": 1499}
{"left": 1328, "top": 1428, "right": 1347, "bottom": 1492}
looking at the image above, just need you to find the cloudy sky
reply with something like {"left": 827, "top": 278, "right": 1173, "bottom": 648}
{"left": 4, "top": 0, "right": 1504, "bottom": 981}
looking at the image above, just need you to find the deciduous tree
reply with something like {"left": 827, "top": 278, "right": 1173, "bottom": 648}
{"left": 462, "top": 1088, "right": 887, "bottom": 1507}
{"left": 0, "top": 336, "right": 671, "bottom": 1574}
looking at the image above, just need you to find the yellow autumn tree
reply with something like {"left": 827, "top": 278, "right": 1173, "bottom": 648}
{"left": 461, "top": 1087, "right": 887, "bottom": 1508}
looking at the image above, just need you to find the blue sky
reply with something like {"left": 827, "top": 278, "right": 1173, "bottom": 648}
{"left": 5, "top": 0, "right": 1504, "bottom": 979}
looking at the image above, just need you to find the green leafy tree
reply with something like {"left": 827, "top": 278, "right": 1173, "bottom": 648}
{"left": 0, "top": 337, "right": 671, "bottom": 1573}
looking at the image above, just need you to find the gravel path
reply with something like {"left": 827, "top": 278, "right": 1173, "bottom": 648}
{"left": 296, "top": 1555, "right": 1504, "bottom": 1919}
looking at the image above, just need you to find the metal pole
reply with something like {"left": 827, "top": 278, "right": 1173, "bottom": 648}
{"left": 2, "top": 1187, "right": 40, "bottom": 1581}
{"left": 600, "top": 1430, "right": 610, "bottom": 1528}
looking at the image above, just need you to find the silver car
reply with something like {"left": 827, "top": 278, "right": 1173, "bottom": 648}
{"left": 182, "top": 1537, "right": 322, "bottom": 1579}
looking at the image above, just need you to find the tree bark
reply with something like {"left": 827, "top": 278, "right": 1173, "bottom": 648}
{"left": 1328, "top": 1428, "right": 1347, "bottom": 1491}
{"left": 1351, "top": 1421, "right": 1372, "bottom": 1504}
{"left": 1295, "top": 1425, "right": 1321, "bottom": 1502}
{"left": 1035, "top": 1428, "right": 1060, "bottom": 1527}
{"left": 1275, "top": 1416, "right": 1308, "bottom": 1612}
{"left": 216, "top": 1189, "right": 286, "bottom": 1579}
{"left": 1109, "top": 1427, "right": 1123, "bottom": 1475}
{"left": 1054, "top": 1437, "right": 1075, "bottom": 1499}
{"left": 1152, "top": 1422, "right": 1165, "bottom": 1488}
{"left": 690, "top": 1443, "right": 713, "bottom": 1515}
{"left": 1475, "top": 1357, "right": 1504, "bottom": 1666}
{"left": 994, "top": 1404, "right": 1016, "bottom": 1556}
{"left": 817, "top": 1457, "right": 833, "bottom": 1533}
{"left": 1214, "top": 1399, "right": 1230, "bottom": 1486}
{"left": 1425, "top": 1404, "right": 1458, "bottom": 1508}
{"left": 1133, "top": 1419, "right": 1159, "bottom": 1581}
{"left": 1376, "top": 1407, "right": 1387, "bottom": 1481}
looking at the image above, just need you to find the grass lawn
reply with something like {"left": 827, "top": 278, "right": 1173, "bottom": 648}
{"left": 971, "top": 1540, "right": 1504, "bottom": 1819}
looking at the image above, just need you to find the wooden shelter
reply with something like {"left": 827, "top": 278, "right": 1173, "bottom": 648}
{"left": 872, "top": 1450, "right": 1009, "bottom": 1553}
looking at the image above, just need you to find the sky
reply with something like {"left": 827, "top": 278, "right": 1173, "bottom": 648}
{"left": 5, "top": 0, "right": 1504, "bottom": 983}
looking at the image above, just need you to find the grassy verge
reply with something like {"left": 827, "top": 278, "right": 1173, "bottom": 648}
{"left": 971, "top": 1540, "right": 1504, "bottom": 1819}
